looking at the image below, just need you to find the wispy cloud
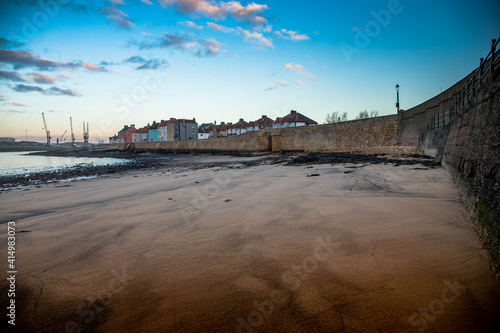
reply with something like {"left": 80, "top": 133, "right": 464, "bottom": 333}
{"left": 0, "top": 49, "right": 109, "bottom": 72}
{"left": 293, "top": 79, "right": 308, "bottom": 86}
{"left": 207, "top": 22, "right": 236, "bottom": 34}
{"left": 238, "top": 28, "right": 273, "bottom": 48}
{"left": 12, "top": 102, "right": 28, "bottom": 107}
{"left": 0, "top": 38, "right": 24, "bottom": 50}
{"left": 273, "top": 29, "right": 309, "bottom": 41}
{"left": 178, "top": 20, "right": 204, "bottom": 30}
{"left": 133, "top": 33, "right": 190, "bottom": 50}
{"left": 195, "top": 39, "right": 220, "bottom": 57}
{"left": 0, "top": 109, "right": 29, "bottom": 115}
{"left": 0, "top": 70, "right": 26, "bottom": 82}
{"left": 130, "top": 33, "right": 221, "bottom": 57}
{"left": 48, "top": 86, "right": 82, "bottom": 96}
{"left": 12, "top": 84, "right": 82, "bottom": 96}
{"left": 157, "top": 0, "right": 224, "bottom": 17}
{"left": 284, "top": 63, "right": 303, "bottom": 72}
{"left": 27, "top": 71, "right": 56, "bottom": 84}
{"left": 300, "top": 71, "right": 315, "bottom": 79}
{"left": 12, "top": 84, "right": 44, "bottom": 93}
{"left": 80, "top": 62, "right": 108, "bottom": 72}
{"left": 158, "top": 0, "right": 269, "bottom": 26}
{"left": 265, "top": 80, "right": 288, "bottom": 91}
{"left": 107, "top": 0, "right": 126, "bottom": 5}
{"left": 99, "top": 6, "right": 135, "bottom": 29}
{"left": 123, "top": 55, "right": 168, "bottom": 70}
{"left": 221, "top": 1, "right": 268, "bottom": 26}
{"left": 0, "top": 49, "right": 61, "bottom": 70}
{"left": 284, "top": 63, "right": 315, "bottom": 79}
{"left": 141, "top": 0, "right": 153, "bottom": 5}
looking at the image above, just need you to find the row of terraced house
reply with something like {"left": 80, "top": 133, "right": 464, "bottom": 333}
{"left": 109, "top": 110, "right": 317, "bottom": 143}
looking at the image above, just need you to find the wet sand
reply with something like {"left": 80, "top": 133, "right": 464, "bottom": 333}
{"left": 1, "top": 158, "right": 499, "bottom": 332}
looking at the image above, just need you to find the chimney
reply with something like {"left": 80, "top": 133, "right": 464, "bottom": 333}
{"left": 239, "top": 118, "right": 244, "bottom": 122}
{"left": 131, "top": 124, "right": 135, "bottom": 128}
{"left": 221, "top": 121, "right": 225, "bottom": 125}
{"left": 262, "top": 115, "right": 267, "bottom": 119}
{"left": 291, "top": 110, "right": 297, "bottom": 114}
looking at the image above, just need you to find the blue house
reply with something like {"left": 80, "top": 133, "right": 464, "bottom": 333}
{"left": 148, "top": 121, "right": 159, "bottom": 142}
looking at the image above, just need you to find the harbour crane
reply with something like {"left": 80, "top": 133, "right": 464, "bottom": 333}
{"left": 83, "top": 121, "right": 89, "bottom": 144}
{"left": 41, "top": 112, "right": 51, "bottom": 146}
{"left": 57, "top": 130, "right": 67, "bottom": 145}
{"left": 70, "top": 117, "right": 75, "bottom": 146}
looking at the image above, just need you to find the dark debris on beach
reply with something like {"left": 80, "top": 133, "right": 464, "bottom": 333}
{"left": 286, "top": 152, "right": 439, "bottom": 167}
{"left": 1, "top": 151, "right": 439, "bottom": 189}
{"left": 0, "top": 159, "right": 165, "bottom": 189}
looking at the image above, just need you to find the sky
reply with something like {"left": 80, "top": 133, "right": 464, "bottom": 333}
{"left": 0, "top": 0, "right": 499, "bottom": 143}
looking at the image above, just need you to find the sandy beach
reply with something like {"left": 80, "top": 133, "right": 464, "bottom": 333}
{"left": 1, "top": 156, "right": 499, "bottom": 332}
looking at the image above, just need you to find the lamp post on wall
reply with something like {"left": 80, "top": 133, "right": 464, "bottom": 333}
{"left": 395, "top": 84, "right": 400, "bottom": 114}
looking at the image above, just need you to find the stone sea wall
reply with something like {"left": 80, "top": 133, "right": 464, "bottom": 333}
{"left": 106, "top": 115, "right": 402, "bottom": 155}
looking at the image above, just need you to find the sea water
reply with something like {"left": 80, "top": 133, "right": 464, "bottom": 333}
{"left": 0, "top": 151, "right": 129, "bottom": 176}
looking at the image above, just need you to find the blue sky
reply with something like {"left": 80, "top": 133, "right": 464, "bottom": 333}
{"left": 0, "top": 0, "right": 499, "bottom": 142}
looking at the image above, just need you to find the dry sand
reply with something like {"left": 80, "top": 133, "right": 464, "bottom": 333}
{"left": 1, "top": 157, "right": 499, "bottom": 332}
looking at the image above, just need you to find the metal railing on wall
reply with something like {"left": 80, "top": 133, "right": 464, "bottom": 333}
{"left": 424, "top": 37, "right": 499, "bottom": 134}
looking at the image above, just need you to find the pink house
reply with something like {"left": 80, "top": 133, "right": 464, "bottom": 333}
{"left": 117, "top": 124, "right": 137, "bottom": 143}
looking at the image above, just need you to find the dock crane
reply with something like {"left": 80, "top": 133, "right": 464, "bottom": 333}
{"left": 41, "top": 112, "right": 51, "bottom": 146}
{"left": 70, "top": 117, "right": 75, "bottom": 146}
{"left": 57, "top": 130, "right": 67, "bottom": 145}
{"left": 83, "top": 121, "right": 89, "bottom": 144}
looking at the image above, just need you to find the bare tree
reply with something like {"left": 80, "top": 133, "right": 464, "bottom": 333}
{"left": 355, "top": 110, "right": 369, "bottom": 119}
{"left": 356, "top": 110, "right": 379, "bottom": 120}
{"left": 325, "top": 111, "right": 348, "bottom": 124}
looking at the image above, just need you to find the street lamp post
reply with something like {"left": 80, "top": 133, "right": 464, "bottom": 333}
{"left": 396, "top": 84, "right": 400, "bottom": 113}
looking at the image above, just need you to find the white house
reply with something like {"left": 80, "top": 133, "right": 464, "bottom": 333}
{"left": 158, "top": 120, "right": 170, "bottom": 142}
{"left": 273, "top": 110, "right": 318, "bottom": 128}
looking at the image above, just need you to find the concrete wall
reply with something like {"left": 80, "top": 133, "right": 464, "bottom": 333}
{"left": 421, "top": 126, "right": 450, "bottom": 162}
{"left": 397, "top": 74, "right": 471, "bottom": 146}
{"left": 441, "top": 77, "right": 500, "bottom": 270}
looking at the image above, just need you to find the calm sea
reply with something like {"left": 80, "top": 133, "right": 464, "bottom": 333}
{"left": 0, "top": 151, "right": 129, "bottom": 176}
